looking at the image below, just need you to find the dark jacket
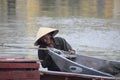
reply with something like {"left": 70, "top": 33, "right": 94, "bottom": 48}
{"left": 38, "top": 37, "right": 73, "bottom": 71}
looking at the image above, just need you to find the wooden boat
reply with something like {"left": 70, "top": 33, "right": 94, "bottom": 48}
{"left": 47, "top": 48, "right": 119, "bottom": 78}
{"left": 0, "top": 58, "right": 40, "bottom": 80}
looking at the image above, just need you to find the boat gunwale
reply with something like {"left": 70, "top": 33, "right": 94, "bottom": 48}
{"left": 40, "top": 70, "right": 115, "bottom": 80}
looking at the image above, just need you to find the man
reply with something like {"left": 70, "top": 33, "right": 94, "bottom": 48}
{"left": 34, "top": 27, "right": 75, "bottom": 71}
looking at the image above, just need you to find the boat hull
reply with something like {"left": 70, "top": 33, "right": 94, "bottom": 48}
{"left": 48, "top": 49, "right": 114, "bottom": 77}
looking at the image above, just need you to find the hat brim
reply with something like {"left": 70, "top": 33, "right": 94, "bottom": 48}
{"left": 34, "top": 29, "right": 58, "bottom": 46}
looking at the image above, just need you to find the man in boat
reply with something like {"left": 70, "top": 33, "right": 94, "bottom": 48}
{"left": 34, "top": 27, "right": 75, "bottom": 71}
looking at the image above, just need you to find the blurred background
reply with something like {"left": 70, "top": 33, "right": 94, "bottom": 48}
{"left": 0, "top": 0, "right": 120, "bottom": 60}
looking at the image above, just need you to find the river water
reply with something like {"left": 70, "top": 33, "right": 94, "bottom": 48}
{"left": 0, "top": 0, "right": 120, "bottom": 61}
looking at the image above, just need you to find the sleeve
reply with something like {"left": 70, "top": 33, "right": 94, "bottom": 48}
{"left": 56, "top": 37, "right": 73, "bottom": 51}
{"left": 38, "top": 46, "right": 52, "bottom": 68}
{"left": 41, "top": 53, "right": 52, "bottom": 68}
{"left": 62, "top": 38, "right": 72, "bottom": 51}
{"left": 38, "top": 46, "right": 47, "bottom": 60}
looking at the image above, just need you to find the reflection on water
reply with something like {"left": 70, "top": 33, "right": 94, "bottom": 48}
{"left": 0, "top": 0, "right": 120, "bottom": 60}
{"left": 1, "top": 0, "right": 120, "bottom": 20}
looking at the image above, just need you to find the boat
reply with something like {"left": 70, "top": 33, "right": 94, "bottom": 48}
{"left": 0, "top": 58, "right": 40, "bottom": 80}
{"left": 0, "top": 53, "right": 116, "bottom": 80}
{"left": 0, "top": 44, "right": 117, "bottom": 80}
{"left": 46, "top": 48, "right": 119, "bottom": 78}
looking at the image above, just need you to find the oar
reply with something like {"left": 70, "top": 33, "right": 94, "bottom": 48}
{"left": 0, "top": 43, "right": 68, "bottom": 55}
{"left": 0, "top": 43, "right": 76, "bottom": 58}
{"left": 0, "top": 43, "right": 48, "bottom": 50}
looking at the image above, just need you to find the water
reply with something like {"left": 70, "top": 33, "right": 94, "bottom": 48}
{"left": 36, "top": 17, "right": 120, "bottom": 60}
{"left": 0, "top": 0, "right": 120, "bottom": 61}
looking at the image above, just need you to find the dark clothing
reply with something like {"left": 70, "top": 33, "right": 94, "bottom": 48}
{"left": 38, "top": 37, "right": 73, "bottom": 71}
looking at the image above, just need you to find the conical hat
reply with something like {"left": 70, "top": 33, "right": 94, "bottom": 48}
{"left": 34, "top": 27, "right": 59, "bottom": 46}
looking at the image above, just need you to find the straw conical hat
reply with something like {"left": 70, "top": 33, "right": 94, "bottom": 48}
{"left": 34, "top": 27, "right": 59, "bottom": 46}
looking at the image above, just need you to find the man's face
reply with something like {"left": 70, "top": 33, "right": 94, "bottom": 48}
{"left": 41, "top": 34, "right": 52, "bottom": 45}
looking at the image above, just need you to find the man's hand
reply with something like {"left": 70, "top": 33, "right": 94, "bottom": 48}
{"left": 69, "top": 50, "right": 75, "bottom": 54}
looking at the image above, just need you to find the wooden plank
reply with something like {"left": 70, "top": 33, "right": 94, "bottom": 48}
{"left": 0, "top": 58, "right": 39, "bottom": 63}
{"left": 0, "top": 63, "right": 39, "bottom": 69}
{"left": 0, "top": 71, "right": 40, "bottom": 79}
{"left": 0, "top": 58, "right": 40, "bottom": 80}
